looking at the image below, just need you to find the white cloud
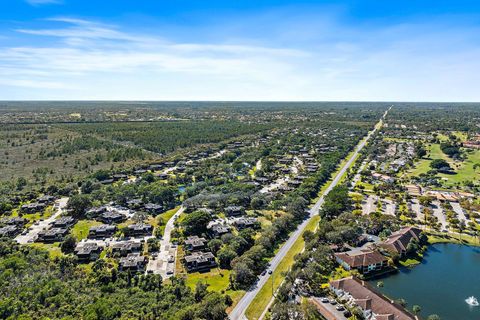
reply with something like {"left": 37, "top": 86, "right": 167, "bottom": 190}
{"left": 26, "top": 0, "right": 62, "bottom": 6}
{"left": 1, "top": 16, "right": 480, "bottom": 101}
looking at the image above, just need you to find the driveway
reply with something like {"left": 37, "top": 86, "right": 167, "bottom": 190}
{"left": 146, "top": 206, "right": 184, "bottom": 278}
{"left": 16, "top": 197, "right": 69, "bottom": 244}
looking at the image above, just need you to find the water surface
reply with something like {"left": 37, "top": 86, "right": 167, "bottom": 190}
{"left": 370, "top": 243, "right": 480, "bottom": 320}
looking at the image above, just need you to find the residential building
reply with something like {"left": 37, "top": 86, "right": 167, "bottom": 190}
{"left": 74, "top": 242, "right": 102, "bottom": 262}
{"left": 379, "top": 227, "right": 422, "bottom": 257}
{"left": 334, "top": 249, "right": 387, "bottom": 274}
{"left": 21, "top": 202, "right": 46, "bottom": 213}
{"left": 184, "top": 252, "right": 217, "bottom": 272}
{"left": 144, "top": 203, "right": 164, "bottom": 215}
{"left": 225, "top": 206, "right": 245, "bottom": 216}
{"left": 0, "top": 225, "right": 20, "bottom": 238}
{"left": 229, "top": 216, "right": 259, "bottom": 230}
{"left": 1, "top": 217, "right": 27, "bottom": 226}
{"left": 88, "top": 224, "right": 117, "bottom": 239}
{"left": 330, "top": 277, "right": 417, "bottom": 320}
{"left": 37, "top": 228, "right": 68, "bottom": 243}
{"left": 207, "top": 219, "right": 231, "bottom": 238}
{"left": 125, "top": 223, "right": 153, "bottom": 237}
{"left": 119, "top": 253, "right": 147, "bottom": 272}
{"left": 111, "top": 241, "right": 143, "bottom": 256}
{"left": 184, "top": 236, "right": 208, "bottom": 252}
{"left": 52, "top": 216, "right": 76, "bottom": 229}
{"left": 98, "top": 211, "right": 126, "bottom": 224}
{"left": 37, "top": 195, "right": 56, "bottom": 204}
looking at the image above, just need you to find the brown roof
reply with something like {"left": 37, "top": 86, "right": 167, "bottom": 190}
{"left": 330, "top": 277, "right": 416, "bottom": 320}
{"left": 335, "top": 250, "right": 387, "bottom": 268}
{"left": 380, "top": 227, "right": 422, "bottom": 255}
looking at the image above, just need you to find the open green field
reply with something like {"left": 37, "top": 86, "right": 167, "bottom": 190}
{"left": 406, "top": 143, "right": 480, "bottom": 186}
{"left": 185, "top": 267, "right": 231, "bottom": 292}
{"left": 437, "top": 149, "right": 480, "bottom": 186}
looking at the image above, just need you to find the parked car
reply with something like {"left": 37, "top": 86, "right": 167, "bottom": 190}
{"left": 329, "top": 298, "right": 337, "bottom": 305}
{"left": 320, "top": 298, "right": 329, "bottom": 303}
{"left": 335, "top": 305, "right": 345, "bottom": 311}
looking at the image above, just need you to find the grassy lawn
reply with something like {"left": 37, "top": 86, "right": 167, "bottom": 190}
{"left": 28, "top": 242, "right": 63, "bottom": 260}
{"left": 244, "top": 215, "right": 320, "bottom": 320}
{"left": 149, "top": 206, "right": 180, "bottom": 235}
{"left": 71, "top": 220, "right": 103, "bottom": 240}
{"left": 407, "top": 144, "right": 480, "bottom": 186}
{"left": 226, "top": 289, "right": 247, "bottom": 314}
{"left": 428, "top": 231, "right": 480, "bottom": 247}
{"left": 399, "top": 257, "right": 421, "bottom": 267}
{"left": 22, "top": 206, "right": 54, "bottom": 226}
{"left": 185, "top": 267, "right": 232, "bottom": 292}
{"left": 406, "top": 143, "right": 457, "bottom": 177}
{"left": 437, "top": 149, "right": 480, "bottom": 186}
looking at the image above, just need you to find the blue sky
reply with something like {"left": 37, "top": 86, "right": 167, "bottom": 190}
{"left": 1, "top": 0, "right": 480, "bottom": 101}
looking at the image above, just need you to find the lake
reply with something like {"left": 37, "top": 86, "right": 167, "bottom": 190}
{"left": 370, "top": 243, "right": 480, "bottom": 320}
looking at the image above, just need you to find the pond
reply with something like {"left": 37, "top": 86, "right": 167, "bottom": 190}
{"left": 370, "top": 243, "right": 480, "bottom": 320}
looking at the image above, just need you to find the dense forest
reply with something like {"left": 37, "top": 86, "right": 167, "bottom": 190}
{"left": 0, "top": 240, "right": 229, "bottom": 320}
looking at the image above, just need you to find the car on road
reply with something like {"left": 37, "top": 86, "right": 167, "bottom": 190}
{"left": 320, "top": 298, "right": 329, "bottom": 303}
{"left": 168, "top": 255, "right": 174, "bottom": 263}
{"left": 261, "top": 270, "right": 267, "bottom": 276}
{"left": 335, "top": 305, "right": 344, "bottom": 311}
{"left": 166, "top": 270, "right": 173, "bottom": 275}
{"left": 329, "top": 298, "right": 337, "bottom": 305}
{"left": 268, "top": 270, "right": 273, "bottom": 274}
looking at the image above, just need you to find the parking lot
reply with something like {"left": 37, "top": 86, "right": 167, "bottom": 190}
{"left": 311, "top": 297, "right": 349, "bottom": 320}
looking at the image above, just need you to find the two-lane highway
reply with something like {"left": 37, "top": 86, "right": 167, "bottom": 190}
{"left": 229, "top": 107, "right": 389, "bottom": 320}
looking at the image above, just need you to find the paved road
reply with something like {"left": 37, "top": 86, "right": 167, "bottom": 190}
{"left": 229, "top": 108, "right": 389, "bottom": 320}
{"left": 15, "top": 197, "right": 69, "bottom": 244}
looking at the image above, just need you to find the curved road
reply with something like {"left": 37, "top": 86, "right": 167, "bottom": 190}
{"left": 229, "top": 108, "right": 389, "bottom": 320}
